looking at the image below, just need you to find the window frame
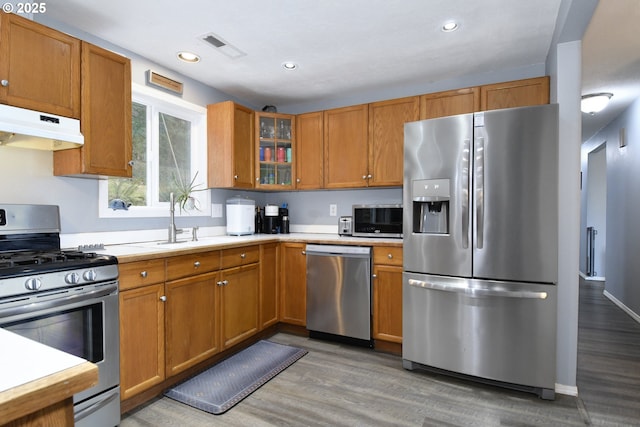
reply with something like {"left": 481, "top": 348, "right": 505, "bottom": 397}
{"left": 99, "top": 83, "right": 210, "bottom": 218}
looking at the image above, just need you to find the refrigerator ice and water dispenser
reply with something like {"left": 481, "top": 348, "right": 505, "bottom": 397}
{"left": 412, "top": 178, "right": 450, "bottom": 234}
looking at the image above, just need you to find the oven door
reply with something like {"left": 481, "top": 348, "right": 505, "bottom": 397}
{"left": 0, "top": 282, "right": 119, "bottom": 405}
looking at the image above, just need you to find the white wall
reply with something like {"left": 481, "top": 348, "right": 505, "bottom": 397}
{"left": 547, "top": 39, "right": 582, "bottom": 394}
{"left": 582, "top": 97, "right": 640, "bottom": 317}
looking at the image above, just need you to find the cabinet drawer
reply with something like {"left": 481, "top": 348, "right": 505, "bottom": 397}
{"left": 166, "top": 251, "right": 220, "bottom": 281}
{"left": 221, "top": 245, "right": 260, "bottom": 269}
{"left": 119, "top": 259, "right": 165, "bottom": 290}
{"left": 373, "top": 246, "right": 403, "bottom": 266}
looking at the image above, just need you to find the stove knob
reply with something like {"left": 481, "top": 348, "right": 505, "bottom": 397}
{"left": 25, "top": 278, "right": 42, "bottom": 291}
{"left": 83, "top": 270, "right": 97, "bottom": 282}
{"left": 65, "top": 272, "right": 80, "bottom": 285}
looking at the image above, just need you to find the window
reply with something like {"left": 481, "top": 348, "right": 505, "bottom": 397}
{"left": 99, "top": 84, "right": 209, "bottom": 218}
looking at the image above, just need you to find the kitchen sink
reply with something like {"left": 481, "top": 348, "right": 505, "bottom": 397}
{"left": 126, "top": 235, "right": 261, "bottom": 250}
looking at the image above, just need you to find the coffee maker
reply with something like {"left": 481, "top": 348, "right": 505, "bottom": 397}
{"left": 263, "top": 205, "right": 279, "bottom": 234}
{"left": 260, "top": 204, "right": 290, "bottom": 234}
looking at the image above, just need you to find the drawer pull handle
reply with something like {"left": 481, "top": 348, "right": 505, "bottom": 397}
{"left": 140, "top": 271, "right": 148, "bottom": 278}
{"left": 240, "top": 253, "right": 246, "bottom": 259}
{"left": 388, "top": 254, "right": 393, "bottom": 259}
{"left": 194, "top": 261, "right": 201, "bottom": 268}
{"left": 160, "top": 295, "right": 167, "bottom": 302}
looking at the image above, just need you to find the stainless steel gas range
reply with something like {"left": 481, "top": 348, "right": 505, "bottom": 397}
{"left": 0, "top": 204, "right": 120, "bottom": 427}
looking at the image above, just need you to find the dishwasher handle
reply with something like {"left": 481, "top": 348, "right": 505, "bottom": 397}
{"left": 305, "top": 244, "right": 371, "bottom": 258}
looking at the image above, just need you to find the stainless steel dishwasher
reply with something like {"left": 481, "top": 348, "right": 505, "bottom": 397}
{"left": 306, "top": 244, "right": 372, "bottom": 344}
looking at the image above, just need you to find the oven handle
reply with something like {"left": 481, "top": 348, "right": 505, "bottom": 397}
{"left": 0, "top": 284, "right": 118, "bottom": 319}
{"left": 74, "top": 386, "right": 120, "bottom": 423}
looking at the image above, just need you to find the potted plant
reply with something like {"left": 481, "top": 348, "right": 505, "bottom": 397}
{"left": 173, "top": 171, "right": 205, "bottom": 213}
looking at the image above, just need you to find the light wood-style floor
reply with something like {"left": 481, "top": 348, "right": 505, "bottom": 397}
{"left": 121, "top": 280, "right": 640, "bottom": 426}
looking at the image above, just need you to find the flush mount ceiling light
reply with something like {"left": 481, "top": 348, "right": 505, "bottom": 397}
{"left": 177, "top": 51, "right": 200, "bottom": 63}
{"left": 442, "top": 21, "right": 459, "bottom": 32}
{"left": 282, "top": 62, "right": 298, "bottom": 70}
{"left": 581, "top": 93, "right": 613, "bottom": 115}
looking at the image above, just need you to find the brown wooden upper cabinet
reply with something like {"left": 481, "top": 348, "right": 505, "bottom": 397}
{"left": 207, "top": 101, "right": 254, "bottom": 189}
{"left": 323, "top": 104, "right": 369, "bottom": 188}
{"left": 54, "top": 42, "right": 132, "bottom": 177}
{"left": 255, "top": 112, "right": 295, "bottom": 189}
{"left": 368, "top": 96, "right": 419, "bottom": 186}
{"left": 420, "top": 87, "right": 479, "bottom": 120}
{"left": 0, "top": 12, "right": 80, "bottom": 118}
{"left": 480, "top": 76, "right": 550, "bottom": 111}
{"left": 295, "top": 111, "right": 324, "bottom": 190}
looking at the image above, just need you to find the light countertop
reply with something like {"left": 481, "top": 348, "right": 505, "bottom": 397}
{"left": 0, "top": 329, "right": 88, "bottom": 393}
{"left": 100, "top": 232, "right": 403, "bottom": 262}
{"left": 0, "top": 329, "right": 98, "bottom": 424}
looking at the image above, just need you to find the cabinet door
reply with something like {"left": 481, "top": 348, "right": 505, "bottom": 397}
{"left": 54, "top": 42, "right": 132, "bottom": 177}
{"left": 260, "top": 243, "right": 279, "bottom": 329}
{"left": 295, "top": 111, "right": 323, "bottom": 189}
{"left": 420, "top": 87, "right": 479, "bottom": 120}
{"left": 119, "top": 284, "right": 165, "bottom": 400}
{"left": 220, "top": 263, "right": 259, "bottom": 349}
{"left": 480, "top": 76, "right": 550, "bottom": 111}
{"left": 372, "top": 264, "right": 403, "bottom": 343}
{"left": 165, "top": 272, "right": 219, "bottom": 377}
{"left": 323, "top": 104, "right": 369, "bottom": 188}
{"left": 207, "top": 101, "right": 254, "bottom": 188}
{"left": 368, "top": 97, "right": 419, "bottom": 187}
{"left": 0, "top": 12, "right": 80, "bottom": 118}
{"left": 256, "top": 113, "right": 295, "bottom": 189}
{"left": 279, "top": 243, "right": 307, "bottom": 326}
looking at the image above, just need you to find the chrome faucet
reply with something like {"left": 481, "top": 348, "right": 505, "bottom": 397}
{"left": 168, "top": 192, "right": 183, "bottom": 243}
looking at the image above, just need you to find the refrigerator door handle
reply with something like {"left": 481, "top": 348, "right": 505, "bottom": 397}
{"left": 461, "top": 138, "right": 470, "bottom": 249}
{"left": 407, "top": 279, "right": 548, "bottom": 299}
{"left": 475, "top": 136, "right": 485, "bottom": 249}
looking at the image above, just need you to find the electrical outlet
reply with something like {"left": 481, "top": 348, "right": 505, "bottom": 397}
{"left": 211, "top": 203, "right": 223, "bottom": 218}
{"left": 329, "top": 204, "right": 337, "bottom": 217}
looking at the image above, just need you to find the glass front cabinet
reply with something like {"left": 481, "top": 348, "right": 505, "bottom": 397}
{"left": 255, "top": 113, "right": 295, "bottom": 189}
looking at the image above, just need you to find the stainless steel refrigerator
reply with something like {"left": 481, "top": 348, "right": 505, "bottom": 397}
{"left": 402, "top": 104, "right": 558, "bottom": 399}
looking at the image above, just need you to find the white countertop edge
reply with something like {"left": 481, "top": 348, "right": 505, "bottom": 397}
{"left": 0, "top": 329, "right": 87, "bottom": 393}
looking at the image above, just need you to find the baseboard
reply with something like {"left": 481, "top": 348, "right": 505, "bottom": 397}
{"left": 603, "top": 290, "right": 640, "bottom": 324}
{"left": 555, "top": 383, "right": 578, "bottom": 396}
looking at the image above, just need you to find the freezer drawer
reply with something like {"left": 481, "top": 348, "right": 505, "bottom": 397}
{"left": 402, "top": 272, "right": 557, "bottom": 398}
{"left": 306, "top": 244, "right": 371, "bottom": 341}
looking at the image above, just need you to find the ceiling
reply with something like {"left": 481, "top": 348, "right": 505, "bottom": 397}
{"left": 40, "top": 0, "right": 639, "bottom": 141}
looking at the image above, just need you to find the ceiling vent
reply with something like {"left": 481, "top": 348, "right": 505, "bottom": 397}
{"left": 200, "top": 33, "right": 246, "bottom": 59}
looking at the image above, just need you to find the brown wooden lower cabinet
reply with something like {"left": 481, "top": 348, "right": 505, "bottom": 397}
{"left": 220, "top": 263, "right": 259, "bottom": 349}
{"left": 260, "top": 243, "right": 279, "bottom": 329}
{"left": 119, "top": 283, "right": 165, "bottom": 400}
{"left": 372, "top": 246, "right": 403, "bottom": 345}
{"left": 165, "top": 271, "right": 220, "bottom": 377}
{"left": 279, "top": 242, "right": 307, "bottom": 326}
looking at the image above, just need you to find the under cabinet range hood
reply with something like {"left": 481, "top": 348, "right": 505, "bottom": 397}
{"left": 0, "top": 104, "right": 84, "bottom": 151}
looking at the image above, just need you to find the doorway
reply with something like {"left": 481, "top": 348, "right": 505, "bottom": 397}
{"left": 585, "top": 142, "right": 606, "bottom": 281}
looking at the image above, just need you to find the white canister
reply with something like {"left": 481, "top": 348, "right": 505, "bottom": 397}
{"left": 226, "top": 197, "right": 255, "bottom": 235}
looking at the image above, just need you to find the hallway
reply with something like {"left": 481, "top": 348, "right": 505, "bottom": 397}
{"left": 577, "top": 279, "right": 640, "bottom": 424}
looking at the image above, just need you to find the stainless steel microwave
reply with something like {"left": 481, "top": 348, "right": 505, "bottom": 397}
{"left": 352, "top": 204, "right": 403, "bottom": 238}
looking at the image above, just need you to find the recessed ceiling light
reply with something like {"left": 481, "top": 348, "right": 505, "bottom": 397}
{"left": 442, "top": 21, "right": 459, "bottom": 32}
{"left": 581, "top": 93, "right": 613, "bottom": 115}
{"left": 177, "top": 51, "right": 200, "bottom": 63}
{"left": 282, "top": 62, "right": 298, "bottom": 70}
